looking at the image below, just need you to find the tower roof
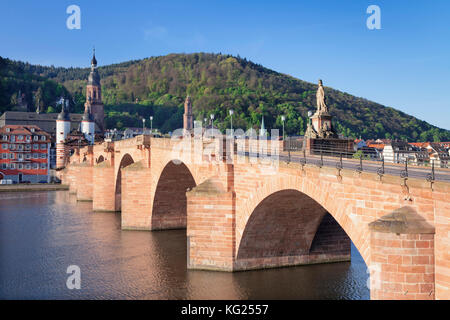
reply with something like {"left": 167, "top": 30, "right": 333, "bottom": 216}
{"left": 91, "top": 48, "right": 97, "bottom": 66}
{"left": 57, "top": 99, "right": 70, "bottom": 121}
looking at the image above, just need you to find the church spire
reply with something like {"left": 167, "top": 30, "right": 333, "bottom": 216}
{"left": 91, "top": 47, "right": 97, "bottom": 67}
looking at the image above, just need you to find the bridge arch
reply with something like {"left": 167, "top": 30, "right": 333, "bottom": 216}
{"left": 236, "top": 188, "right": 358, "bottom": 270}
{"left": 151, "top": 159, "right": 197, "bottom": 230}
{"left": 115, "top": 153, "right": 135, "bottom": 211}
{"left": 235, "top": 173, "right": 370, "bottom": 266}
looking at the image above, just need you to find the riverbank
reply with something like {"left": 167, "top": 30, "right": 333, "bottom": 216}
{"left": 0, "top": 184, "right": 69, "bottom": 192}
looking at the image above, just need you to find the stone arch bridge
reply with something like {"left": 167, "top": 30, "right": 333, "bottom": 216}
{"left": 59, "top": 135, "right": 450, "bottom": 300}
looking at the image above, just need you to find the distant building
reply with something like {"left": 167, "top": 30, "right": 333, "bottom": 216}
{"left": 383, "top": 141, "right": 432, "bottom": 165}
{"left": 55, "top": 51, "right": 105, "bottom": 169}
{"left": 0, "top": 111, "right": 100, "bottom": 135}
{"left": 354, "top": 139, "right": 367, "bottom": 150}
{"left": 0, "top": 125, "right": 51, "bottom": 183}
{"left": 359, "top": 146, "right": 382, "bottom": 160}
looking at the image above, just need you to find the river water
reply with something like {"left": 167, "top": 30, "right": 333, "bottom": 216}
{"left": 0, "top": 191, "right": 369, "bottom": 300}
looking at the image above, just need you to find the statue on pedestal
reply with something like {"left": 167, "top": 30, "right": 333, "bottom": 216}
{"left": 316, "top": 79, "right": 328, "bottom": 114}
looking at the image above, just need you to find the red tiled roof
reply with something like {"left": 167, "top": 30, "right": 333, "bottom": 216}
{"left": 0, "top": 124, "right": 51, "bottom": 136}
{"left": 367, "top": 143, "right": 384, "bottom": 150}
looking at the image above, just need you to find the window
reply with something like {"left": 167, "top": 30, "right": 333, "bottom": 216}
{"left": 18, "top": 164, "right": 23, "bottom": 169}
{"left": 26, "top": 135, "right": 31, "bottom": 141}
{"left": 33, "top": 153, "right": 39, "bottom": 159}
{"left": 6, "top": 128, "right": 10, "bottom": 132}
{"left": 10, "top": 135, "right": 15, "bottom": 142}
{"left": 9, "top": 144, "right": 15, "bottom": 150}
{"left": 25, "top": 164, "right": 31, "bottom": 169}
{"left": 1, "top": 144, "right": 7, "bottom": 149}
{"left": 9, "top": 153, "right": 14, "bottom": 159}
{"left": 18, "top": 145, "right": 23, "bottom": 151}
{"left": 18, "top": 153, "right": 23, "bottom": 160}
{"left": 18, "top": 135, "right": 23, "bottom": 140}
{"left": 2, "top": 135, "right": 7, "bottom": 141}
{"left": 2, "top": 163, "right": 7, "bottom": 169}
{"left": 2, "top": 153, "right": 7, "bottom": 159}
{"left": 40, "top": 153, "right": 47, "bottom": 159}
{"left": 25, "top": 154, "right": 31, "bottom": 160}
{"left": 33, "top": 136, "right": 38, "bottom": 141}
{"left": 33, "top": 144, "right": 39, "bottom": 150}
{"left": 33, "top": 163, "right": 39, "bottom": 169}
{"left": 40, "top": 163, "right": 46, "bottom": 169}
{"left": 30, "top": 128, "right": 35, "bottom": 133}
{"left": 10, "top": 163, "right": 15, "bottom": 169}
{"left": 25, "top": 144, "right": 31, "bottom": 150}
{"left": 41, "top": 136, "right": 46, "bottom": 141}
{"left": 40, "top": 144, "right": 47, "bottom": 150}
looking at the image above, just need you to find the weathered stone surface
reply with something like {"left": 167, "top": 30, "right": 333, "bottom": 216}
{"left": 64, "top": 136, "right": 450, "bottom": 300}
{"left": 369, "top": 206, "right": 435, "bottom": 234}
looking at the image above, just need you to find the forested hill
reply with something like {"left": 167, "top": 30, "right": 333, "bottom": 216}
{"left": 1, "top": 53, "right": 449, "bottom": 141}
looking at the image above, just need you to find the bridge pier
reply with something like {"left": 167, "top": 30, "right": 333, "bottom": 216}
{"left": 92, "top": 162, "right": 116, "bottom": 211}
{"left": 67, "top": 165, "right": 78, "bottom": 195}
{"left": 187, "top": 180, "right": 236, "bottom": 271}
{"left": 121, "top": 162, "right": 153, "bottom": 230}
{"left": 75, "top": 163, "right": 93, "bottom": 201}
{"left": 369, "top": 207, "right": 435, "bottom": 300}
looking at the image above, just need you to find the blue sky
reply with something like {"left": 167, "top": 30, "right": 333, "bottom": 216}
{"left": 1, "top": 0, "right": 449, "bottom": 129}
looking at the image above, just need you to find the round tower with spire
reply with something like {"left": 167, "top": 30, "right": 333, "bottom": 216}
{"left": 81, "top": 104, "right": 95, "bottom": 145}
{"left": 56, "top": 99, "right": 71, "bottom": 168}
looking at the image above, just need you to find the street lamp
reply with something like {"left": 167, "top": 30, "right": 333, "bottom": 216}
{"left": 229, "top": 109, "right": 234, "bottom": 137}
{"left": 210, "top": 114, "right": 215, "bottom": 129}
{"left": 142, "top": 118, "right": 146, "bottom": 134}
{"left": 281, "top": 115, "right": 286, "bottom": 140}
{"left": 150, "top": 116, "right": 153, "bottom": 134}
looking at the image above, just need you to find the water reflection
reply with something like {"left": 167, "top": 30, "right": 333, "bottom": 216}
{"left": 0, "top": 191, "right": 369, "bottom": 300}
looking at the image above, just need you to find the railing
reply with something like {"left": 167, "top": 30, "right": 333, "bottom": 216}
{"left": 281, "top": 144, "right": 450, "bottom": 182}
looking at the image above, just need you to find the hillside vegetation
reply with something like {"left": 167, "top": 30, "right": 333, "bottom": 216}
{"left": 0, "top": 53, "right": 448, "bottom": 141}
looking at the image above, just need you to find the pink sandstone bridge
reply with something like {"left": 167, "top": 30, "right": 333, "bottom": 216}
{"left": 59, "top": 135, "right": 450, "bottom": 300}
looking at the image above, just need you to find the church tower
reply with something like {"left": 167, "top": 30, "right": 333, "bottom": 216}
{"left": 183, "top": 95, "right": 193, "bottom": 132}
{"left": 85, "top": 49, "right": 105, "bottom": 134}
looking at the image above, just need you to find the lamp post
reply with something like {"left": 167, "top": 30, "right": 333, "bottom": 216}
{"left": 307, "top": 111, "right": 313, "bottom": 126}
{"left": 281, "top": 115, "right": 286, "bottom": 140}
{"left": 142, "top": 118, "right": 146, "bottom": 134}
{"left": 150, "top": 116, "right": 153, "bottom": 134}
{"left": 210, "top": 114, "right": 215, "bottom": 129}
{"left": 229, "top": 109, "right": 234, "bottom": 137}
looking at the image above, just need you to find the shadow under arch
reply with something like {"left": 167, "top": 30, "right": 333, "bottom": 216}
{"left": 115, "top": 153, "right": 135, "bottom": 211}
{"left": 151, "top": 160, "right": 196, "bottom": 230}
{"left": 236, "top": 189, "right": 366, "bottom": 272}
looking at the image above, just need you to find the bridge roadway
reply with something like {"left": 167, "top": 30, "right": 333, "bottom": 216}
{"left": 241, "top": 151, "right": 450, "bottom": 182}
